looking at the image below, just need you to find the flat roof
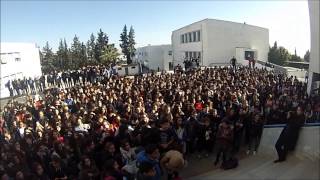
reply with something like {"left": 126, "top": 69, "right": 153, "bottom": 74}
{"left": 136, "top": 44, "right": 171, "bottom": 49}
{"left": 172, "top": 18, "right": 269, "bottom": 32}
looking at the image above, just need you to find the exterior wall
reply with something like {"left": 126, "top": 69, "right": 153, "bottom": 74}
{"left": 172, "top": 19, "right": 269, "bottom": 67}
{"left": 116, "top": 64, "right": 140, "bottom": 76}
{"left": 307, "top": 0, "right": 320, "bottom": 94}
{"left": 172, "top": 21, "right": 204, "bottom": 66}
{"left": 259, "top": 125, "right": 320, "bottom": 160}
{"left": 235, "top": 47, "right": 258, "bottom": 66}
{"left": 127, "top": 65, "right": 140, "bottom": 75}
{"left": 0, "top": 43, "right": 42, "bottom": 98}
{"left": 135, "top": 45, "right": 173, "bottom": 71}
{"left": 205, "top": 19, "right": 269, "bottom": 65}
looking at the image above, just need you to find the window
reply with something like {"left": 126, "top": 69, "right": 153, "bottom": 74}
{"left": 0, "top": 58, "right": 6, "bottom": 64}
{"left": 169, "top": 62, "right": 173, "bottom": 70}
{"left": 197, "top": 52, "right": 201, "bottom": 59}
{"left": 197, "top": 30, "right": 201, "bottom": 41}
{"left": 184, "top": 34, "right": 187, "bottom": 43}
{"left": 193, "top": 32, "right": 197, "bottom": 42}
{"left": 189, "top": 32, "right": 192, "bottom": 42}
{"left": 189, "top": 52, "right": 192, "bottom": 58}
{"left": 15, "top": 58, "right": 21, "bottom": 62}
{"left": 168, "top": 51, "right": 172, "bottom": 56}
{"left": 193, "top": 52, "right": 197, "bottom": 58}
{"left": 185, "top": 52, "right": 188, "bottom": 58}
{"left": 181, "top": 35, "right": 184, "bottom": 43}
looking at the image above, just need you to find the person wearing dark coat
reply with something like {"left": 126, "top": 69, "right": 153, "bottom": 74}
{"left": 247, "top": 114, "right": 263, "bottom": 155}
{"left": 274, "top": 106, "right": 305, "bottom": 163}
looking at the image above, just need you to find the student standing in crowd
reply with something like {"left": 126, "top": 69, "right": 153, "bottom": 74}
{"left": 247, "top": 114, "right": 264, "bottom": 155}
{"left": 214, "top": 119, "right": 234, "bottom": 166}
{"left": 230, "top": 56, "right": 237, "bottom": 70}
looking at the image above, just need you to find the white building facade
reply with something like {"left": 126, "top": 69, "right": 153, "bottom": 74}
{"left": 135, "top": 44, "right": 173, "bottom": 71}
{"left": 0, "top": 43, "right": 42, "bottom": 98}
{"left": 171, "top": 19, "right": 269, "bottom": 67}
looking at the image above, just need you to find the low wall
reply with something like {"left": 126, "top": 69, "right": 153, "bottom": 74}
{"left": 259, "top": 124, "right": 320, "bottom": 161}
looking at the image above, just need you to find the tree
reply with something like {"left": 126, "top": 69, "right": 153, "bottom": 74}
{"left": 289, "top": 48, "right": 302, "bottom": 62}
{"left": 268, "top": 41, "right": 294, "bottom": 66}
{"left": 278, "top": 47, "right": 291, "bottom": 65}
{"left": 94, "top": 29, "right": 109, "bottom": 63}
{"left": 87, "top": 33, "right": 96, "bottom": 62}
{"left": 41, "top": 41, "right": 55, "bottom": 73}
{"left": 120, "top": 25, "right": 129, "bottom": 64}
{"left": 127, "top": 26, "right": 136, "bottom": 64}
{"left": 268, "top": 41, "right": 280, "bottom": 65}
{"left": 70, "top": 35, "right": 82, "bottom": 69}
{"left": 100, "top": 44, "right": 120, "bottom": 65}
{"left": 304, "top": 50, "right": 310, "bottom": 62}
{"left": 56, "top": 39, "right": 65, "bottom": 69}
{"left": 80, "top": 42, "right": 88, "bottom": 66}
{"left": 63, "top": 38, "right": 70, "bottom": 70}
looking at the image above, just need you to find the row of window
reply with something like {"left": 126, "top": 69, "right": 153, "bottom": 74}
{"left": 137, "top": 52, "right": 148, "bottom": 56}
{"left": 180, "top": 30, "right": 201, "bottom": 44}
{"left": 138, "top": 50, "right": 173, "bottom": 57}
{"left": 185, "top": 51, "right": 201, "bottom": 60}
{"left": 0, "top": 54, "right": 21, "bottom": 64}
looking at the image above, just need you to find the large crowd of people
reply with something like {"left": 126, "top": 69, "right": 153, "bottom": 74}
{"left": 1, "top": 64, "right": 320, "bottom": 180}
{"left": 4, "top": 65, "right": 116, "bottom": 97}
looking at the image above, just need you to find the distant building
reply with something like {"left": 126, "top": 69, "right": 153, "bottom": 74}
{"left": 115, "top": 63, "right": 140, "bottom": 76}
{"left": 172, "top": 18, "right": 269, "bottom": 67}
{"left": 135, "top": 18, "right": 269, "bottom": 71}
{"left": 0, "top": 42, "right": 42, "bottom": 98}
{"left": 135, "top": 44, "right": 173, "bottom": 71}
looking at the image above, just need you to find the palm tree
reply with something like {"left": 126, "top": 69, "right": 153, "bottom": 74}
{"left": 100, "top": 44, "right": 120, "bottom": 65}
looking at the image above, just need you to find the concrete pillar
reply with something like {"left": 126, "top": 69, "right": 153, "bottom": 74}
{"left": 307, "top": 0, "right": 320, "bottom": 95}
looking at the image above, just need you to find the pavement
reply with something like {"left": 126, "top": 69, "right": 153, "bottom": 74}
{"left": 181, "top": 125, "right": 320, "bottom": 180}
{"left": 188, "top": 152, "right": 319, "bottom": 180}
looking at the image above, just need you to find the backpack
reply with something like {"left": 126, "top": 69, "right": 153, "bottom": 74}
{"left": 221, "top": 158, "right": 238, "bottom": 170}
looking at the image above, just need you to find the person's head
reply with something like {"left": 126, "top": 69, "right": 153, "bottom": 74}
{"left": 176, "top": 117, "right": 183, "bottom": 126}
{"left": 211, "top": 108, "right": 218, "bottom": 117}
{"left": 139, "top": 162, "right": 156, "bottom": 177}
{"left": 254, "top": 114, "right": 261, "bottom": 122}
{"left": 203, "top": 117, "right": 210, "bottom": 127}
{"left": 160, "top": 119, "right": 170, "bottom": 130}
{"left": 296, "top": 106, "right": 304, "bottom": 115}
{"left": 145, "top": 144, "right": 160, "bottom": 160}
{"left": 14, "top": 142, "right": 21, "bottom": 151}
{"left": 105, "top": 142, "right": 115, "bottom": 154}
{"left": 51, "top": 155, "right": 61, "bottom": 169}
{"left": 33, "top": 162, "right": 44, "bottom": 176}
{"left": 121, "top": 141, "right": 131, "bottom": 151}
{"left": 15, "top": 171, "right": 24, "bottom": 180}
{"left": 229, "top": 109, "right": 235, "bottom": 116}
{"left": 82, "top": 156, "right": 92, "bottom": 168}
{"left": 104, "top": 159, "right": 119, "bottom": 172}
{"left": 18, "top": 121, "right": 24, "bottom": 129}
